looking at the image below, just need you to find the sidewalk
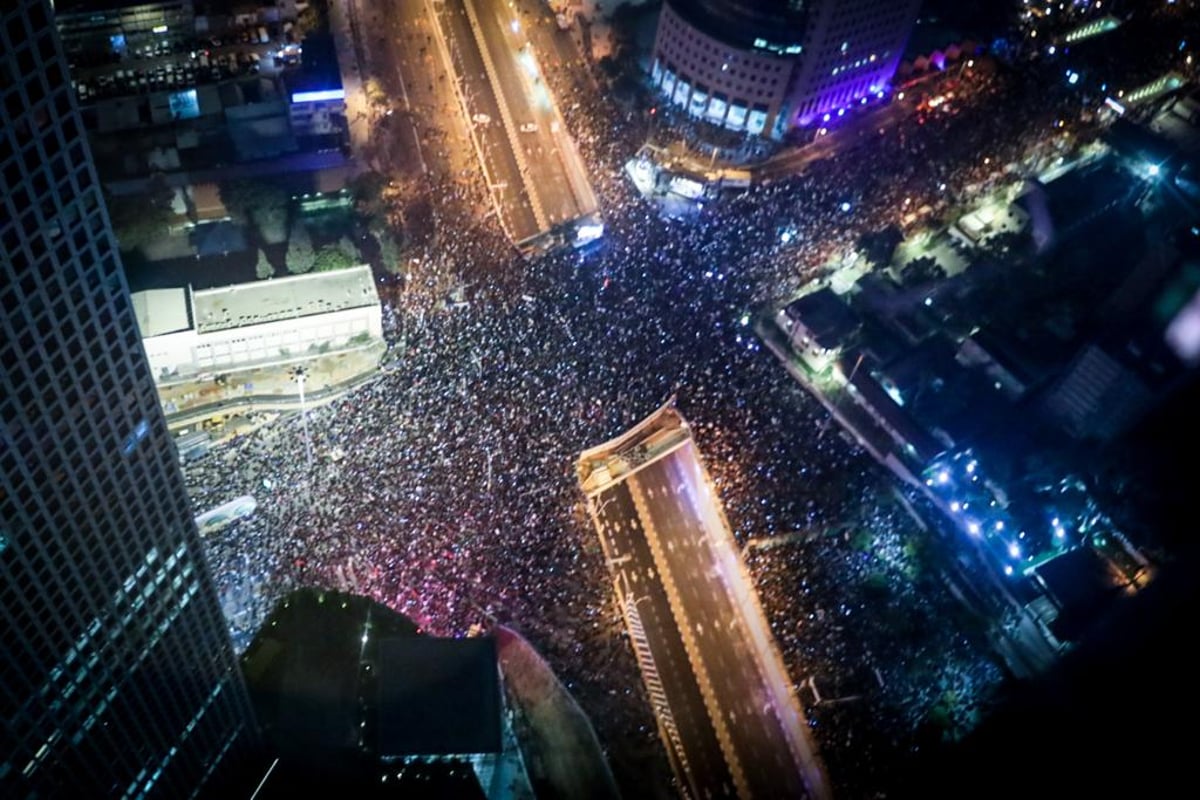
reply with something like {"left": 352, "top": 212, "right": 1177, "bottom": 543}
{"left": 159, "top": 342, "right": 386, "bottom": 430}
{"left": 327, "top": 0, "right": 373, "bottom": 161}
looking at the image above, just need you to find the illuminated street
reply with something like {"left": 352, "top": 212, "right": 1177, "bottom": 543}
{"left": 581, "top": 406, "right": 829, "bottom": 799}
{"left": 182, "top": 0, "right": 1200, "bottom": 797}
{"left": 181, "top": 28, "right": 1070, "bottom": 799}
{"left": 8, "top": 0, "right": 1200, "bottom": 797}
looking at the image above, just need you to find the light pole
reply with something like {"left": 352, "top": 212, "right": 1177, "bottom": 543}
{"left": 291, "top": 365, "right": 316, "bottom": 475}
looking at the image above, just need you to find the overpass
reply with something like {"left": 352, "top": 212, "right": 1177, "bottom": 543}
{"left": 577, "top": 402, "right": 831, "bottom": 799}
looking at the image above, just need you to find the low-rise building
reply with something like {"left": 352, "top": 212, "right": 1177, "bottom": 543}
{"left": 1042, "top": 343, "right": 1155, "bottom": 442}
{"left": 55, "top": 0, "right": 195, "bottom": 64}
{"left": 777, "top": 287, "right": 861, "bottom": 372}
{"left": 133, "top": 265, "right": 383, "bottom": 382}
{"left": 283, "top": 34, "right": 346, "bottom": 145}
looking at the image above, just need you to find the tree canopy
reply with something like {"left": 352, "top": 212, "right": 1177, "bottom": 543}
{"left": 312, "top": 245, "right": 354, "bottom": 273}
{"left": 255, "top": 249, "right": 275, "bottom": 280}
{"left": 286, "top": 222, "right": 315, "bottom": 274}
{"left": 219, "top": 179, "right": 290, "bottom": 226}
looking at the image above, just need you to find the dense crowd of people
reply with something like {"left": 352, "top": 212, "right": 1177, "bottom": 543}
{"left": 180, "top": 11, "right": 1164, "bottom": 796}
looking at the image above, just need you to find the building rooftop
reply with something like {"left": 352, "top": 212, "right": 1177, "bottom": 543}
{"left": 1105, "top": 118, "right": 1180, "bottom": 171}
{"left": 783, "top": 287, "right": 861, "bottom": 349}
{"left": 55, "top": 0, "right": 190, "bottom": 14}
{"left": 193, "top": 265, "right": 378, "bottom": 333}
{"left": 841, "top": 352, "right": 945, "bottom": 465}
{"left": 376, "top": 636, "right": 501, "bottom": 757}
{"left": 1016, "top": 160, "right": 1135, "bottom": 249}
{"left": 286, "top": 32, "right": 343, "bottom": 98}
{"left": 131, "top": 287, "right": 191, "bottom": 337}
{"left": 669, "top": 0, "right": 806, "bottom": 51}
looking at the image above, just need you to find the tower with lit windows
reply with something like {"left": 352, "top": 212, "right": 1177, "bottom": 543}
{"left": 1, "top": 1, "right": 257, "bottom": 796}
{"left": 649, "top": 0, "right": 921, "bottom": 137}
{"left": 788, "top": 0, "right": 922, "bottom": 127}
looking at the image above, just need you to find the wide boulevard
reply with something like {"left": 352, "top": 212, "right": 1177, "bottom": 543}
{"left": 581, "top": 407, "right": 830, "bottom": 799}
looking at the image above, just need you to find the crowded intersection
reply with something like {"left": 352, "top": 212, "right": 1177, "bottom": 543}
{"left": 183, "top": 39, "right": 1125, "bottom": 797}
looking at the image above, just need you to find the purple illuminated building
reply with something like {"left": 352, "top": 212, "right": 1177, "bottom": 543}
{"left": 2, "top": 1, "right": 258, "bottom": 795}
{"left": 650, "top": 0, "right": 921, "bottom": 138}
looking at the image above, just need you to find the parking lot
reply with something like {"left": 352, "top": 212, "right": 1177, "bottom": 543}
{"left": 71, "top": 26, "right": 292, "bottom": 104}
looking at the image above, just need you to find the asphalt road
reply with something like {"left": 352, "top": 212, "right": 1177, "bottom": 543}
{"left": 436, "top": 0, "right": 541, "bottom": 240}
{"left": 361, "top": 0, "right": 433, "bottom": 179}
{"left": 757, "top": 101, "right": 910, "bottom": 182}
{"left": 632, "top": 442, "right": 815, "bottom": 798}
{"left": 588, "top": 433, "right": 826, "bottom": 799}
{"left": 471, "top": 0, "right": 585, "bottom": 227}
{"left": 594, "top": 481, "right": 738, "bottom": 800}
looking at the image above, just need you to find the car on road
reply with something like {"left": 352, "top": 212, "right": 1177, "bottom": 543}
{"left": 519, "top": 122, "right": 538, "bottom": 133}
{"left": 472, "top": 113, "right": 491, "bottom": 124}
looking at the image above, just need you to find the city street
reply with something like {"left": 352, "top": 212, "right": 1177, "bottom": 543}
{"left": 470, "top": 0, "right": 596, "bottom": 227}
{"left": 361, "top": 0, "right": 600, "bottom": 246}
{"left": 593, "top": 483, "right": 736, "bottom": 799}
{"left": 183, "top": 1, "right": 1200, "bottom": 795}
{"left": 582, "top": 410, "right": 828, "bottom": 799}
{"left": 435, "top": 0, "right": 541, "bottom": 241}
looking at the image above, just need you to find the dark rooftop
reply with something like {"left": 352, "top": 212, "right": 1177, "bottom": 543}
{"left": 1033, "top": 546, "right": 1123, "bottom": 642}
{"left": 286, "top": 32, "right": 343, "bottom": 97}
{"left": 1105, "top": 118, "right": 1180, "bottom": 172}
{"left": 668, "top": 0, "right": 806, "bottom": 51}
{"left": 1016, "top": 161, "right": 1136, "bottom": 248}
{"left": 376, "top": 636, "right": 501, "bottom": 757}
{"left": 841, "top": 352, "right": 946, "bottom": 465}
{"left": 784, "top": 288, "right": 862, "bottom": 349}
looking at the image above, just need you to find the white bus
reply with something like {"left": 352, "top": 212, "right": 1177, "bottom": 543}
{"left": 195, "top": 495, "right": 257, "bottom": 537}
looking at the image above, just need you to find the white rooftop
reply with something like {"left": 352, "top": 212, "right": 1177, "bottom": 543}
{"left": 131, "top": 288, "right": 192, "bottom": 337}
{"left": 193, "top": 265, "right": 379, "bottom": 333}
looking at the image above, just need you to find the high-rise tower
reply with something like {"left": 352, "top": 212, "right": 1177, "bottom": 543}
{"left": 1, "top": 1, "right": 257, "bottom": 796}
{"left": 788, "top": 0, "right": 922, "bottom": 127}
{"left": 650, "top": 0, "right": 921, "bottom": 137}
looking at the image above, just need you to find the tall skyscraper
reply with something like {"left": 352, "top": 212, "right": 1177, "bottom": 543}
{"left": 787, "top": 0, "right": 922, "bottom": 127}
{"left": 1, "top": 1, "right": 258, "bottom": 796}
{"left": 650, "top": 0, "right": 920, "bottom": 137}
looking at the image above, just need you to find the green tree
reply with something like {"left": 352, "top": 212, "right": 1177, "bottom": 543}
{"left": 377, "top": 231, "right": 403, "bottom": 274}
{"left": 313, "top": 246, "right": 354, "bottom": 272}
{"left": 858, "top": 225, "right": 904, "bottom": 268}
{"left": 286, "top": 222, "right": 315, "bottom": 274}
{"left": 292, "top": 3, "right": 325, "bottom": 41}
{"left": 255, "top": 249, "right": 275, "bottom": 280}
{"left": 109, "top": 198, "right": 173, "bottom": 253}
{"left": 219, "top": 179, "right": 286, "bottom": 222}
{"left": 107, "top": 179, "right": 175, "bottom": 254}
{"left": 335, "top": 235, "right": 358, "bottom": 264}
{"left": 256, "top": 204, "right": 290, "bottom": 245}
{"left": 219, "top": 179, "right": 290, "bottom": 242}
{"left": 350, "top": 171, "right": 389, "bottom": 209}
{"left": 364, "top": 77, "right": 389, "bottom": 109}
{"left": 901, "top": 255, "right": 945, "bottom": 285}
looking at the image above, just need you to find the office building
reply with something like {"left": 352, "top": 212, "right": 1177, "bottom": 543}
{"left": 650, "top": 0, "right": 921, "bottom": 137}
{"left": 54, "top": 0, "right": 196, "bottom": 65}
{"left": 133, "top": 265, "right": 384, "bottom": 381}
{"left": 1, "top": 1, "right": 257, "bottom": 796}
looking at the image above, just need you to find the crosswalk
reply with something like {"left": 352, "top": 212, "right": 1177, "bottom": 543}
{"left": 625, "top": 595, "right": 694, "bottom": 799}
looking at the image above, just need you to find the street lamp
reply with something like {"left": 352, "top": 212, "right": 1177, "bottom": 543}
{"left": 290, "top": 365, "right": 316, "bottom": 474}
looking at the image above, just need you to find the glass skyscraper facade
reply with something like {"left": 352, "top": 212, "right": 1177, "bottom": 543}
{"left": 650, "top": 0, "right": 920, "bottom": 135}
{"left": 1, "top": 1, "right": 257, "bottom": 796}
